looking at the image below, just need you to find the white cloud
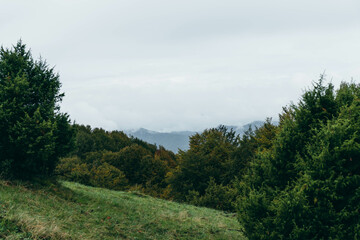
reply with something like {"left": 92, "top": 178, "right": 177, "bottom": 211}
{"left": 1, "top": 0, "right": 359, "bottom": 131}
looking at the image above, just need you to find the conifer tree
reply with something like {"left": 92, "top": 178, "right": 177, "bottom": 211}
{"left": 237, "top": 78, "right": 360, "bottom": 239}
{"left": 0, "top": 41, "right": 74, "bottom": 179}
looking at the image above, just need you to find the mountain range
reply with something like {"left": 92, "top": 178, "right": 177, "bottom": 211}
{"left": 124, "top": 121, "right": 269, "bottom": 153}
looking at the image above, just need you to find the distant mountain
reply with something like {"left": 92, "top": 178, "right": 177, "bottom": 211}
{"left": 124, "top": 121, "right": 277, "bottom": 153}
{"left": 225, "top": 120, "right": 267, "bottom": 135}
{"left": 125, "top": 128, "right": 196, "bottom": 153}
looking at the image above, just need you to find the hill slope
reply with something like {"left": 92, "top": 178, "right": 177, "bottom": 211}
{"left": 0, "top": 180, "right": 245, "bottom": 240}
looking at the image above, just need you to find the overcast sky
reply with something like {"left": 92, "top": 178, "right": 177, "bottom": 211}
{"left": 1, "top": 0, "right": 360, "bottom": 132}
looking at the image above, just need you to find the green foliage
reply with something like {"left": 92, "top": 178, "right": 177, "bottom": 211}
{"left": 155, "top": 146, "right": 178, "bottom": 168}
{"left": 55, "top": 156, "right": 91, "bottom": 185}
{"left": 169, "top": 121, "right": 278, "bottom": 211}
{"left": 187, "top": 178, "right": 239, "bottom": 212}
{"left": 140, "top": 155, "right": 168, "bottom": 187}
{"left": 237, "top": 78, "right": 360, "bottom": 239}
{"left": 56, "top": 157, "right": 129, "bottom": 191}
{"left": 0, "top": 41, "right": 74, "bottom": 180}
{"left": 170, "top": 126, "right": 239, "bottom": 199}
{"left": 58, "top": 124, "right": 177, "bottom": 197}
{"left": 90, "top": 163, "right": 128, "bottom": 190}
{"left": 101, "top": 144, "right": 151, "bottom": 184}
{"left": 98, "top": 145, "right": 169, "bottom": 187}
{"left": 74, "top": 125, "right": 132, "bottom": 158}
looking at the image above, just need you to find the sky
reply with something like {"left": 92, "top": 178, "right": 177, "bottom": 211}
{"left": 1, "top": 0, "right": 360, "bottom": 132}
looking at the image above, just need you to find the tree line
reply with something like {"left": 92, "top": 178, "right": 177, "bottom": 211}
{"left": 0, "top": 41, "right": 359, "bottom": 239}
{"left": 56, "top": 125, "right": 177, "bottom": 198}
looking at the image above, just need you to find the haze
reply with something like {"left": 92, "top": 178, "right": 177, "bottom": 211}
{"left": 1, "top": 0, "right": 360, "bottom": 131}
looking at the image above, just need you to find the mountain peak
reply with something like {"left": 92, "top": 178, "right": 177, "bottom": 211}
{"left": 122, "top": 121, "right": 274, "bottom": 153}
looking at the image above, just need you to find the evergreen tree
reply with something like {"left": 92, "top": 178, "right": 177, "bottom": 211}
{"left": 237, "top": 78, "right": 360, "bottom": 239}
{"left": 0, "top": 41, "right": 74, "bottom": 179}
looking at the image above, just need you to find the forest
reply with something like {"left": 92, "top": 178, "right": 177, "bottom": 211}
{"left": 1, "top": 41, "right": 359, "bottom": 239}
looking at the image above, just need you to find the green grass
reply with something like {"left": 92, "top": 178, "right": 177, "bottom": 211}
{"left": 0, "top": 180, "right": 245, "bottom": 240}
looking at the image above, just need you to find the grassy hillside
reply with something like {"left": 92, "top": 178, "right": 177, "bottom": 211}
{"left": 0, "top": 180, "right": 245, "bottom": 240}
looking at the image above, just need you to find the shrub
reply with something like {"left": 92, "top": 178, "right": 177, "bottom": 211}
{"left": 55, "top": 157, "right": 90, "bottom": 185}
{"left": 187, "top": 178, "right": 238, "bottom": 212}
{"left": 90, "top": 163, "right": 128, "bottom": 190}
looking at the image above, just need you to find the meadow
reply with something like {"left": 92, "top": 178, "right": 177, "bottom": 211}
{"left": 0, "top": 180, "right": 245, "bottom": 240}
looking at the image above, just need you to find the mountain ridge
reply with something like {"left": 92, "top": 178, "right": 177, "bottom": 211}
{"left": 124, "top": 121, "right": 273, "bottom": 153}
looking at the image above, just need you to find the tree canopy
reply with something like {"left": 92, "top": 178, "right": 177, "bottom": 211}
{"left": 237, "top": 77, "right": 360, "bottom": 239}
{"left": 0, "top": 41, "right": 75, "bottom": 179}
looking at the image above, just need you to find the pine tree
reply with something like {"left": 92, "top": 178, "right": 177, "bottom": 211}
{"left": 0, "top": 40, "right": 75, "bottom": 179}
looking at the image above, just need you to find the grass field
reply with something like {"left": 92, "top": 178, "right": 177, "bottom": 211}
{"left": 0, "top": 180, "right": 245, "bottom": 239}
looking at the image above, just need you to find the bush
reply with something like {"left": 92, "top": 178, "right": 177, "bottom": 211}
{"left": 90, "top": 163, "right": 128, "bottom": 190}
{"left": 101, "top": 144, "right": 151, "bottom": 185}
{"left": 187, "top": 178, "right": 238, "bottom": 212}
{"left": 55, "top": 157, "right": 90, "bottom": 185}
